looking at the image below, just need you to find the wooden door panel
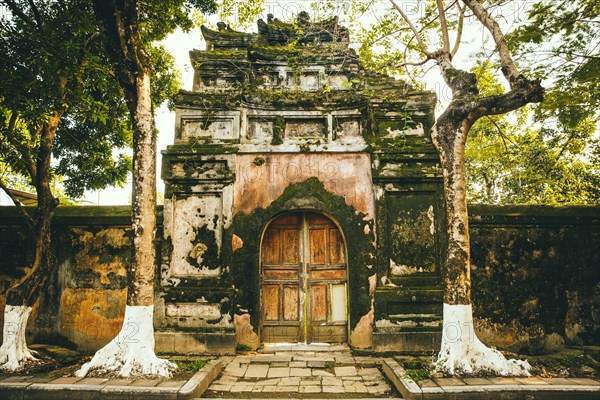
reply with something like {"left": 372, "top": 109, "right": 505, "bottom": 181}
{"left": 263, "top": 269, "right": 298, "bottom": 280}
{"left": 311, "top": 269, "right": 346, "bottom": 280}
{"left": 273, "top": 214, "right": 300, "bottom": 225}
{"left": 263, "top": 285, "right": 279, "bottom": 321}
{"left": 283, "top": 285, "right": 299, "bottom": 321}
{"left": 311, "top": 325, "right": 347, "bottom": 342}
{"left": 309, "top": 229, "right": 327, "bottom": 264}
{"left": 308, "top": 213, "right": 331, "bottom": 225}
{"left": 263, "top": 326, "right": 300, "bottom": 342}
{"left": 282, "top": 229, "right": 300, "bottom": 264}
{"left": 311, "top": 284, "right": 328, "bottom": 321}
{"left": 262, "top": 228, "right": 280, "bottom": 264}
{"left": 329, "top": 229, "right": 345, "bottom": 264}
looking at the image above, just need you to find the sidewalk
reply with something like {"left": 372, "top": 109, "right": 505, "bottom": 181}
{"left": 2, "top": 345, "right": 599, "bottom": 399}
{"left": 205, "top": 344, "right": 395, "bottom": 398}
{"left": 0, "top": 359, "right": 222, "bottom": 400}
{"left": 383, "top": 358, "right": 600, "bottom": 400}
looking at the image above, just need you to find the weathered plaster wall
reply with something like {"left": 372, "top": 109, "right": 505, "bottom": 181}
{"left": 469, "top": 205, "right": 600, "bottom": 353}
{"left": 0, "top": 205, "right": 598, "bottom": 354}
{"left": 0, "top": 207, "right": 132, "bottom": 352}
{"left": 233, "top": 153, "right": 375, "bottom": 218}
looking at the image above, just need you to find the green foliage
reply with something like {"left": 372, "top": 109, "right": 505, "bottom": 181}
{"left": 400, "top": 357, "right": 433, "bottom": 381}
{"left": 502, "top": 0, "right": 598, "bottom": 204}
{"left": 316, "top": 1, "right": 599, "bottom": 204}
{"left": 149, "top": 45, "right": 182, "bottom": 111}
{"left": 0, "top": 0, "right": 133, "bottom": 201}
{"left": 0, "top": 0, "right": 212, "bottom": 202}
{"left": 465, "top": 60, "right": 599, "bottom": 205}
{"left": 139, "top": 0, "right": 217, "bottom": 42}
{"left": 189, "top": 0, "right": 264, "bottom": 32}
{"left": 507, "top": 0, "right": 599, "bottom": 132}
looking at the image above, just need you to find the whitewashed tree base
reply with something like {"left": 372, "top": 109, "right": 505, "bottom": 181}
{"left": 435, "top": 303, "right": 531, "bottom": 376}
{"left": 0, "top": 305, "right": 37, "bottom": 372}
{"left": 76, "top": 305, "right": 176, "bottom": 378}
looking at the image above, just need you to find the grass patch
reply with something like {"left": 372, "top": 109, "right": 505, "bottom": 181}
{"left": 404, "top": 368, "right": 432, "bottom": 381}
{"left": 175, "top": 359, "right": 208, "bottom": 372}
{"left": 397, "top": 357, "right": 433, "bottom": 381}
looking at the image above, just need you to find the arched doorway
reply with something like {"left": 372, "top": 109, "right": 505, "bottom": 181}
{"left": 260, "top": 211, "right": 348, "bottom": 343}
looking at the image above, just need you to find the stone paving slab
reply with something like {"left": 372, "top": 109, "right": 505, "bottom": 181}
{"left": 382, "top": 358, "right": 600, "bottom": 400}
{"left": 206, "top": 349, "right": 393, "bottom": 398}
{"left": 0, "top": 359, "right": 222, "bottom": 400}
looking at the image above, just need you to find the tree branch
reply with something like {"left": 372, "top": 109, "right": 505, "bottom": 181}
{"left": 436, "top": 0, "right": 450, "bottom": 53}
{"left": 1, "top": 0, "right": 35, "bottom": 26}
{"left": 462, "top": 0, "right": 520, "bottom": 86}
{"left": 472, "top": 79, "right": 544, "bottom": 120}
{"left": 26, "top": 0, "right": 43, "bottom": 28}
{"left": 485, "top": 115, "right": 509, "bottom": 150}
{"left": 388, "top": 0, "right": 431, "bottom": 55}
{"left": 4, "top": 113, "right": 38, "bottom": 181}
{"left": 434, "top": 51, "right": 478, "bottom": 97}
{"left": 6, "top": 109, "right": 18, "bottom": 136}
{"left": 0, "top": 177, "right": 35, "bottom": 232}
{"left": 451, "top": 3, "right": 466, "bottom": 57}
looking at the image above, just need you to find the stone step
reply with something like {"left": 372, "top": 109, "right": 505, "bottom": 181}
{"left": 381, "top": 313, "right": 443, "bottom": 331}
{"left": 375, "top": 287, "right": 444, "bottom": 303}
{"left": 388, "top": 313, "right": 441, "bottom": 322}
{"left": 382, "top": 301, "right": 443, "bottom": 316}
{"left": 387, "top": 273, "right": 442, "bottom": 288}
{"left": 203, "top": 396, "right": 401, "bottom": 399}
{"left": 373, "top": 331, "right": 442, "bottom": 354}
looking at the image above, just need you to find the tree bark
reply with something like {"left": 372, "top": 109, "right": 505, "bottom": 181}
{"left": 128, "top": 70, "right": 156, "bottom": 307}
{"left": 430, "top": 50, "right": 543, "bottom": 375}
{"left": 0, "top": 111, "right": 62, "bottom": 371}
{"left": 432, "top": 115, "right": 473, "bottom": 305}
{"left": 76, "top": 0, "right": 174, "bottom": 377}
{"left": 90, "top": 0, "right": 156, "bottom": 308}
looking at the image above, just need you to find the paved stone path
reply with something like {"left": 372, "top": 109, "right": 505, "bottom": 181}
{"left": 206, "top": 346, "right": 395, "bottom": 398}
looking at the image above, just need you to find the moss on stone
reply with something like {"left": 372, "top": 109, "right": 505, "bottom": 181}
{"left": 271, "top": 116, "right": 284, "bottom": 145}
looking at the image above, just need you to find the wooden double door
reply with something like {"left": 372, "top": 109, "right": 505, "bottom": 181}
{"left": 261, "top": 212, "right": 348, "bottom": 343}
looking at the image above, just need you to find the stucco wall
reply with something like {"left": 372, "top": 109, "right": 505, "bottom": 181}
{"left": 0, "top": 205, "right": 598, "bottom": 353}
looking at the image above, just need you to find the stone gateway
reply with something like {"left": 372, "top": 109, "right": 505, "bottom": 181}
{"left": 156, "top": 15, "right": 444, "bottom": 353}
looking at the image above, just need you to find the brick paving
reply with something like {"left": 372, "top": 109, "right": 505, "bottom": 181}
{"left": 206, "top": 346, "right": 394, "bottom": 398}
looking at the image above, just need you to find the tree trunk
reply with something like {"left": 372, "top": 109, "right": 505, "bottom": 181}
{"left": 431, "top": 115, "right": 530, "bottom": 376}
{"left": 128, "top": 71, "right": 157, "bottom": 308}
{"left": 0, "top": 112, "right": 61, "bottom": 371}
{"left": 429, "top": 52, "right": 541, "bottom": 376}
{"left": 76, "top": 1, "right": 174, "bottom": 377}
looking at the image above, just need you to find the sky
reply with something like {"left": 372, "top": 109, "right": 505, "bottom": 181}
{"left": 77, "top": 0, "right": 537, "bottom": 206}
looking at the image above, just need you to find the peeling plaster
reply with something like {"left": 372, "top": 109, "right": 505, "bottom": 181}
{"left": 390, "top": 259, "right": 423, "bottom": 275}
{"left": 232, "top": 234, "right": 244, "bottom": 252}
{"left": 349, "top": 309, "right": 373, "bottom": 349}
{"left": 233, "top": 153, "right": 376, "bottom": 219}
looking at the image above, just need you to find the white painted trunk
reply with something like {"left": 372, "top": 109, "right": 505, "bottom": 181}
{"left": 76, "top": 305, "right": 176, "bottom": 377}
{"left": 436, "top": 303, "right": 531, "bottom": 376}
{"left": 0, "top": 305, "right": 37, "bottom": 371}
